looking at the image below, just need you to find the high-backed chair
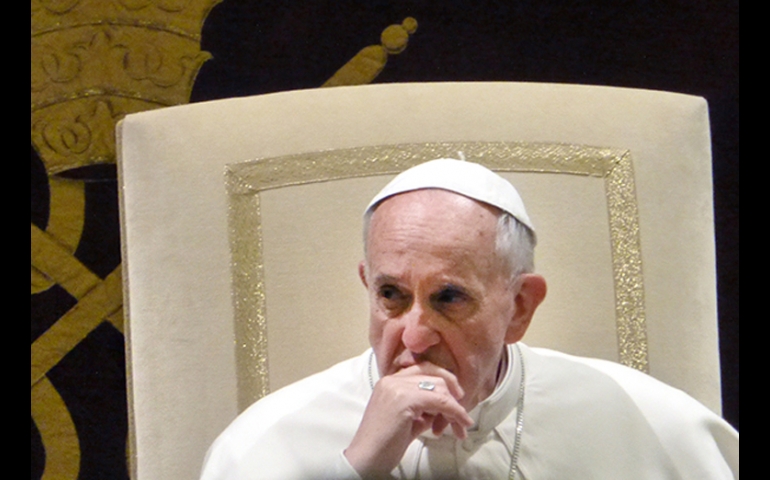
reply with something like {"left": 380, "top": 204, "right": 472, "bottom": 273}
{"left": 117, "top": 82, "right": 722, "bottom": 480}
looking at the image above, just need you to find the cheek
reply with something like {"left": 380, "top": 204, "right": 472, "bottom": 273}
{"left": 451, "top": 326, "right": 506, "bottom": 370}
{"left": 368, "top": 313, "right": 382, "bottom": 347}
{"left": 368, "top": 311, "right": 397, "bottom": 352}
{"left": 369, "top": 319, "right": 406, "bottom": 377}
{"left": 454, "top": 319, "right": 508, "bottom": 362}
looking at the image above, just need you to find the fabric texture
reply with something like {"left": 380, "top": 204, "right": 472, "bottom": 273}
{"left": 199, "top": 344, "right": 738, "bottom": 480}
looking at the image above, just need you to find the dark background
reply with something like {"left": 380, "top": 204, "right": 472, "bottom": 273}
{"left": 31, "top": 1, "right": 737, "bottom": 478}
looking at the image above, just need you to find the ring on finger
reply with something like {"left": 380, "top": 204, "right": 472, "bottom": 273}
{"left": 418, "top": 380, "right": 436, "bottom": 391}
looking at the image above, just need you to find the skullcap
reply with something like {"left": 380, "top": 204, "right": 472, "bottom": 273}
{"left": 365, "top": 158, "right": 535, "bottom": 235}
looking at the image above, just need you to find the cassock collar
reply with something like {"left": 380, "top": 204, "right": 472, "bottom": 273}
{"left": 462, "top": 343, "right": 521, "bottom": 441}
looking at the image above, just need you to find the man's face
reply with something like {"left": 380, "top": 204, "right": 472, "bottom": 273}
{"left": 361, "top": 189, "right": 521, "bottom": 411}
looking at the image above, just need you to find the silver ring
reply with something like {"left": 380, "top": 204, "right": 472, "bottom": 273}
{"left": 418, "top": 380, "right": 436, "bottom": 391}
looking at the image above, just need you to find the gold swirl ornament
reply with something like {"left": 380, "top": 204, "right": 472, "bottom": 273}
{"left": 323, "top": 17, "right": 418, "bottom": 87}
{"left": 31, "top": 2, "right": 221, "bottom": 479}
{"left": 32, "top": 0, "right": 221, "bottom": 174}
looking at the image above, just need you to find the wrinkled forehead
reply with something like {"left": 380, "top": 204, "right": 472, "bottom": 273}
{"left": 366, "top": 189, "right": 501, "bottom": 248}
{"left": 364, "top": 190, "right": 507, "bottom": 282}
{"left": 369, "top": 187, "right": 503, "bottom": 221}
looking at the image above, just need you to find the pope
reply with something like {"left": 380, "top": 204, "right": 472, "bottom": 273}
{"left": 200, "top": 158, "right": 738, "bottom": 479}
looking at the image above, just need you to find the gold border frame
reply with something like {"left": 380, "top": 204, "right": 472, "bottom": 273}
{"left": 225, "top": 141, "right": 647, "bottom": 410}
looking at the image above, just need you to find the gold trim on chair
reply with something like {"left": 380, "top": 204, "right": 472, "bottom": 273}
{"left": 225, "top": 141, "right": 647, "bottom": 410}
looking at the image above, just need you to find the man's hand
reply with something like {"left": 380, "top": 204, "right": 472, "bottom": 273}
{"left": 344, "top": 363, "right": 475, "bottom": 478}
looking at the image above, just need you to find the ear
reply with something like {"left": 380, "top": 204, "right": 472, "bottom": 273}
{"left": 504, "top": 274, "right": 547, "bottom": 344}
{"left": 358, "top": 260, "right": 368, "bottom": 288}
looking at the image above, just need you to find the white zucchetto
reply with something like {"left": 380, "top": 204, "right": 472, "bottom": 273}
{"left": 365, "top": 158, "right": 536, "bottom": 235}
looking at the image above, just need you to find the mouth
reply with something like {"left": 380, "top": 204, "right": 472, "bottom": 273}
{"left": 393, "top": 356, "right": 455, "bottom": 375}
{"left": 387, "top": 346, "right": 457, "bottom": 376}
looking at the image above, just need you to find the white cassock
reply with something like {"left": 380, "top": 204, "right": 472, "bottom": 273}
{"left": 199, "top": 343, "right": 738, "bottom": 480}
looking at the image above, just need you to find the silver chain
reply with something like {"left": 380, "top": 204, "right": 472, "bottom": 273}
{"left": 367, "top": 350, "right": 375, "bottom": 390}
{"left": 508, "top": 343, "right": 526, "bottom": 480}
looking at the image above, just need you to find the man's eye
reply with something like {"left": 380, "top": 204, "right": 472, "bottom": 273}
{"left": 379, "top": 286, "right": 404, "bottom": 303}
{"left": 433, "top": 288, "right": 466, "bottom": 305}
{"left": 377, "top": 286, "right": 410, "bottom": 313}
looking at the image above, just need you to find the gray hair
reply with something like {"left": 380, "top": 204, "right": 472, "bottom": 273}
{"left": 362, "top": 206, "right": 536, "bottom": 281}
{"left": 495, "top": 212, "right": 536, "bottom": 279}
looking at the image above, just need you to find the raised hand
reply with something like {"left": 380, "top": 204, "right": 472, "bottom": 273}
{"left": 344, "top": 362, "right": 475, "bottom": 478}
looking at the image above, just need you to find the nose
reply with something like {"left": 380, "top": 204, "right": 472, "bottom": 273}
{"left": 401, "top": 303, "right": 441, "bottom": 354}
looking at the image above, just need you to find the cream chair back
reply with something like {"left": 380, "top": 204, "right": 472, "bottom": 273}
{"left": 118, "top": 83, "right": 720, "bottom": 480}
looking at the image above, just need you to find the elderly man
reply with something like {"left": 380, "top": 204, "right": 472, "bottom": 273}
{"left": 200, "top": 159, "right": 738, "bottom": 479}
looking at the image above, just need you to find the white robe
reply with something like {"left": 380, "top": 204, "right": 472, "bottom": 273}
{"left": 199, "top": 343, "right": 738, "bottom": 479}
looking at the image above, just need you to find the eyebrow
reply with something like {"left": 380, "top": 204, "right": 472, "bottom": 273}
{"left": 437, "top": 282, "right": 467, "bottom": 292}
{"left": 433, "top": 283, "right": 472, "bottom": 297}
{"left": 372, "top": 274, "right": 401, "bottom": 287}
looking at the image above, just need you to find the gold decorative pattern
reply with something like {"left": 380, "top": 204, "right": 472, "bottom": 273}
{"left": 322, "top": 17, "right": 418, "bottom": 87}
{"left": 32, "top": 1, "right": 220, "bottom": 476}
{"left": 32, "top": 0, "right": 220, "bottom": 38}
{"left": 224, "top": 141, "right": 648, "bottom": 406}
{"left": 225, "top": 191, "right": 271, "bottom": 410}
{"left": 31, "top": 223, "right": 125, "bottom": 475}
{"left": 31, "top": 377, "right": 81, "bottom": 480}
{"left": 106, "top": 306, "right": 126, "bottom": 334}
{"left": 31, "top": 177, "right": 86, "bottom": 294}
{"left": 32, "top": 0, "right": 220, "bottom": 174}
{"left": 31, "top": 262, "right": 124, "bottom": 386}
{"left": 31, "top": 224, "right": 103, "bottom": 300}
{"left": 605, "top": 153, "right": 648, "bottom": 372}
